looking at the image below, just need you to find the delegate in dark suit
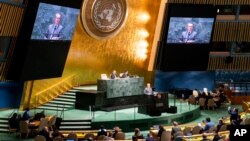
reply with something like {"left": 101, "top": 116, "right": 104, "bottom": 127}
{"left": 180, "top": 31, "right": 197, "bottom": 43}
{"left": 44, "top": 24, "right": 63, "bottom": 40}
{"left": 44, "top": 13, "right": 64, "bottom": 40}
{"left": 179, "top": 23, "right": 197, "bottom": 43}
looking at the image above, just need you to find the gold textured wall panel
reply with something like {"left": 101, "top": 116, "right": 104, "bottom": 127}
{"left": 213, "top": 22, "right": 250, "bottom": 42}
{"left": 0, "top": 3, "right": 24, "bottom": 81}
{"left": 208, "top": 56, "right": 250, "bottom": 70}
{"left": 17, "top": 0, "right": 250, "bottom": 107}
{"left": 24, "top": 0, "right": 161, "bottom": 106}
{"left": 168, "top": 0, "right": 250, "bottom": 5}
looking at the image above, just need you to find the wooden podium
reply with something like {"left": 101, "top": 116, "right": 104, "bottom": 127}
{"left": 138, "top": 93, "right": 169, "bottom": 116}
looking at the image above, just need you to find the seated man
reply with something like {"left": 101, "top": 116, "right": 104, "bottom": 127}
{"left": 144, "top": 83, "right": 153, "bottom": 95}
{"left": 171, "top": 121, "right": 181, "bottom": 138}
{"left": 120, "top": 71, "right": 129, "bottom": 78}
{"left": 110, "top": 70, "right": 117, "bottom": 79}
{"left": 179, "top": 23, "right": 197, "bottom": 43}
{"left": 203, "top": 117, "right": 215, "bottom": 132}
{"left": 22, "top": 108, "right": 31, "bottom": 121}
{"left": 97, "top": 125, "right": 107, "bottom": 137}
{"left": 228, "top": 107, "right": 241, "bottom": 125}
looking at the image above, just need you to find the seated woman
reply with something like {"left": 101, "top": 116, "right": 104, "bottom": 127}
{"left": 8, "top": 113, "right": 19, "bottom": 130}
{"left": 132, "top": 128, "right": 144, "bottom": 141}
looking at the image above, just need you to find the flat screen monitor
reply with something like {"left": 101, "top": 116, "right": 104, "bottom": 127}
{"left": 0, "top": 36, "right": 12, "bottom": 61}
{"left": 31, "top": 2, "right": 80, "bottom": 40}
{"left": 166, "top": 17, "right": 214, "bottom": 44}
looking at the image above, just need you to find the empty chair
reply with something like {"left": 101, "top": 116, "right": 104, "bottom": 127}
{"left": 53, "top": 137, "right": 64, "bottom": 141}
{"left": 192, "top": 126, "right": 202, "bottom": 135}
{"left": 35, "top": 135, "right": 46, "bottom": 141}
{"left": 207, "top": 126, "right": 216, "bottom": 133}
{"left": 8, "top": 124, "right": 17, "bottom": 135}
{"left": 84, "top": 133, "right": 95, "bottom": 140}
{"left": 97, "top": 135, "right": 106, "bottom": 141}
{"left": 173, "top": 131, "right": 184, "bottom": 141}
{"left": 243, "top": 117, "right": 250, "bottom": 125}
{"left": 188, "top": 96, "right": 197, "bottom": 105}
{"left": 218, "top": 124, "right": 227, "bottom": 132}
{"left": 160, "top": 130, "right": 171, "bottom": 141}
{"left": 242, "top": 101, "right": 250, "bottom": 113}
{"left": 198, "top": 98, "right": 206, "bottom": 110}
{"left": 207, "top": 99, "right": 216, "bottom": 110}
{"left": 19, "top": 120, "right": 31, "bottom": 138}
{"left": 137, "top": 139, "right": 146, "bottom": 141}
{"left": 182, "top": 127, "right": 192, "bottom": 136}
{"left": 67, "top": 132, "right": 78, "bottom": 141}
{"left": 114, "top": 132, "right": 125, "bottom": 140}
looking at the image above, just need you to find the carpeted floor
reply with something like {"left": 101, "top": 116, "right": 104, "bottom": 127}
{"left": 0, "top": 100, "right": 242, "bottom": 141}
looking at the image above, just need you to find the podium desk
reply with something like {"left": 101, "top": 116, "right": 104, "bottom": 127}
{"left": 75, "top": 90, "right": 105, "bottom": 110}
{"left": 97, "top": 77, "right": 144, "bottom": 98}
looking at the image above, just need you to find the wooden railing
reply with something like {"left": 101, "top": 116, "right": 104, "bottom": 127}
{"left": 207, "top": 55, "right": 250, "bottom": 70}
{"left": 182, "top": 131, "right": 229, "bottom": 141}
{"left": 167, "top": 0, "right": 250, "bottom": 5}
{"left": 29, "top": 74, "right": 78, "bottom": 108}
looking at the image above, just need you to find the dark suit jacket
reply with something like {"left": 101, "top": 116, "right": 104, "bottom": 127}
{"left": 180, "top": 31, "right": 197, "bottom": 43}
{"left": 22, "top": 111, "right": 30, "bottom": 120}
{"left": 45, "top": 24, "right": 63, "bottom": 40}
{"left": 110, "top": 73, "right": 117, "bottom": 79}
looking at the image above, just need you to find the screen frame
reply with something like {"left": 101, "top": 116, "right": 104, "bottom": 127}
{"left": 0, "top": 36, "right": 12, "bottom": 62}
{"left": 30, "top": 2, "right": 80, "bottom": 41}
{"left": 7, "top": 0, "right": 83, "bottom": 81}
{"left": 155, "top": 4, "right": 217, "bottom": 71}
{"left": 166, "top": 17, "right": 215, "bottom": 44}
{"left": 164, "top": 4, "right": 217, "bottom": 45}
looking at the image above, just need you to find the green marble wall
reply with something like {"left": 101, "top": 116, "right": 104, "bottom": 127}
{"left": 97, "top": 77, "right": 144, "bottom": 98}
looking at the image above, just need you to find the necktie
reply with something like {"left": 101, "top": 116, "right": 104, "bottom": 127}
{"left": 51, "top": 25, "right": 57, "bottom": 39}
{"left": 187, "top": 32, "right": 191, "bottom": 42}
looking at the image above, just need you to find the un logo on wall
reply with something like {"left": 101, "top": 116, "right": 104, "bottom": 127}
{"left": 81, "top": 0, "right": 128, "bottom": 39}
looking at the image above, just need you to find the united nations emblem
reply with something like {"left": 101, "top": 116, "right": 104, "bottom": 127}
{"left": 81, "top": 0, "right": 128, "bottom": 39}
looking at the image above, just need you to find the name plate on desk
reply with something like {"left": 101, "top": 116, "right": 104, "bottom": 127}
{"left": 97, "top": 77, "right": 144, "bottom": 98}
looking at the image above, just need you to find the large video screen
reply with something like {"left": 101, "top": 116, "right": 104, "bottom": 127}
{"left": 167, "top": 17, "right": 214, "bottom": 44}
{"left": 31, "top": 2, "right": 80, "bottom": 40}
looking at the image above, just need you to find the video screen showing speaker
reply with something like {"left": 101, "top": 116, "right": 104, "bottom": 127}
{"left": 156, "top": 4, "right": 217, "bottom": 71}
{"left": 7, "top": 0, "right": 83, "bottom": 81}
{"left": 31, "top": 2, "right": 80, "bottom": 40}
{"left": 167, "top": 17, "right": 214, "bottom": 44}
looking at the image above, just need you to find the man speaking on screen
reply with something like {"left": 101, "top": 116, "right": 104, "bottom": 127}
{"left": 44, "top": 13, "right": 64, "bottom": 40}
{"left": 179, "top": 23, "right": 197, "bottom": 43}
